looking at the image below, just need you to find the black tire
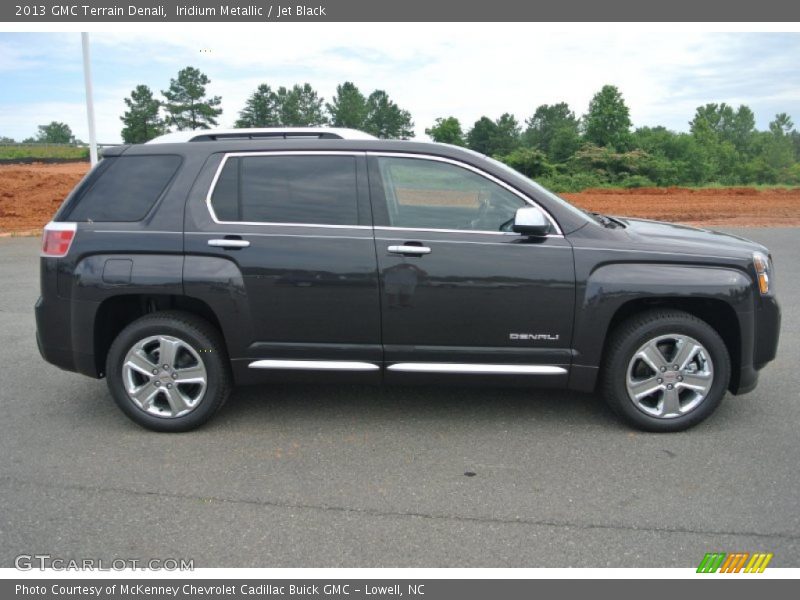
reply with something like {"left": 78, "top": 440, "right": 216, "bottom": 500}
{"left": 601, "top": 309, "right": 731, "bottom": 432}
{"left": 105, "top": 311, "right": 231, "bottom": 432}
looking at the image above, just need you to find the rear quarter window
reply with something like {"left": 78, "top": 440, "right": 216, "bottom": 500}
{"left": 65, "top": 155, "right": 182, "bottom": 222}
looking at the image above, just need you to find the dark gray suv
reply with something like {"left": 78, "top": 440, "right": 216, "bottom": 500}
{"left": 35, "top": 128, "right": 781, "bottom": 432}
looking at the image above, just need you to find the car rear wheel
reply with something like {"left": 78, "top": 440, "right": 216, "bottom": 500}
{"left": 601, "top": 309, "right": 730, "bottom": 432}
{"left": 105, "top": 311, "right": 231, "bottom": 432}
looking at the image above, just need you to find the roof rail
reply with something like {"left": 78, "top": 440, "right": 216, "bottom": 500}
{"left": 146, "top": 127, "right": 377, "bottom": 144}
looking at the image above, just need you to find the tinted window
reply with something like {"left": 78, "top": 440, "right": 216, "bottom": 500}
{"left": 210, "top": 155, "right": 358, "bottom": 225}
{"left": 67, "top": 155, "right": 181, "bottom": 222}
{"left": 376, "top": 157, "right": 525, "bottom": 232}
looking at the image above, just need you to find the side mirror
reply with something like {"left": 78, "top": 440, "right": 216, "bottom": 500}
{"left": 512, "top": 206, "right": 550, "bottom": 236}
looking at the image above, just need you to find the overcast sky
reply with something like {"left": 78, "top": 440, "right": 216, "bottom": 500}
{"left": 1, "top": 28, "right": 798, "bottom": 143}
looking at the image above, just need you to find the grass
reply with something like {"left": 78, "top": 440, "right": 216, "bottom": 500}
{"left": 0, "top": 144, "right": 89, "bottom": 161}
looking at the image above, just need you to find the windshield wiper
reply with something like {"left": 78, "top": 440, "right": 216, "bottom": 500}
{"left": 588, "top": 212, "right": 624, "bottom": 228}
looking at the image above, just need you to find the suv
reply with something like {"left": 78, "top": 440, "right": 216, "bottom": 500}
{"left": 35, "top": 128, "right": 781, "bottom": 432}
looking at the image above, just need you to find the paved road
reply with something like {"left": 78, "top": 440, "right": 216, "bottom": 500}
{"left": 1, "top": 229, "right": 798, "bottom": 568}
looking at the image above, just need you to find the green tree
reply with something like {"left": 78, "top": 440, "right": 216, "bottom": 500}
{"left": 523, "top": 102, "right": 581, "bottom": 161}
{"left": 494, "top": 113, "right": 522, "bottom": 154}
{"left": 120, "top": 85, "right": 165, "bottom": 143}
{"left": 235, "top": 84, "right": 280, "bottom": 128}
{"left": 689, "top": 103, "right": 758, "bottom": 182}
{"left": 274, "top": 83, "right": 327, "bottom": 126}
{"left": 496, "top": 147, "right": 555, "bottom": 179}
{"left": 690, "top": 103, "right": 755, "bottom": 156}
{"left": 162, "top": 66, "right": 222, "bottom": 131}
{"left": 466, "top": 114, "right": 520, "bottom": 156}
{"left": 466, "top": 117, "right": 497, "bottom": 154}
{"left": 0, "top": 136, "right": 15, "bottom": 143}
{"left": 425, "top": 116, "right": 465, "bottom": 146}
{"left": 326, "top": 82, "right": 368, "bottom": 129}
{"left": 754, "top": 113, "right": 797, "bottom": 181}
{"left": 630, "top": 126, "right": 714, "bottom": 185}
{"left": 769, "top": 113, "right": 794, "bottom": 137}
{"left": 364, "top": 90, "right": 414, "bottom": 139}
{"left": 583, "top": 85, "right": 632, "bottom": 149}
{"left": 36, "top": 122, "right": 75, "bottom": 144}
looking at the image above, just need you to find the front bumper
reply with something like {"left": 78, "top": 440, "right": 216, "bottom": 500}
{"left": 731, "top": 294, "right": 780, "bottom": 395}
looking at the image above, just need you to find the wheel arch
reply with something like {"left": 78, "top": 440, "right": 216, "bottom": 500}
{"left": 601, "top": 297, "right": 741, "bottom": 392}
{"left": 92, "top": 294, "right": 226, "bottom": 377}
{"left": 570, "top": 263, "right": 754, "bottom": 394}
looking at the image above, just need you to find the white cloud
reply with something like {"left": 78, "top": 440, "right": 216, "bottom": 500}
{"left": 2, "top": 28, "right": 799, "bottom": 142}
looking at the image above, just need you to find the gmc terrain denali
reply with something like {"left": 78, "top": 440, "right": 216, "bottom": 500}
{"left": 35, "top": 128, "right": 781, "bottom": 432}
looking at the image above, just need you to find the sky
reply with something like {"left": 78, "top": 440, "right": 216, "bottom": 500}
{"left": 0, "top": 27, "right": 799, "bottom": 143}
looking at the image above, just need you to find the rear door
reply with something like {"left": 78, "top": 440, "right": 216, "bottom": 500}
{"left": 184, "top": 151, "right": 382, "bottom": 381}
{"left": 368, "top": 153, "right": 575, "bottom": 384}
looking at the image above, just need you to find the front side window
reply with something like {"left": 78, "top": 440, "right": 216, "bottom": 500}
{"left": 210, "top": 154, "right": 358, "bottom": 225}
{"left": 375, "top": 156, "right": 526, "bottom": 232}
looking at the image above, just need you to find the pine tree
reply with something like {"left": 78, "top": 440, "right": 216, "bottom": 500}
{"left": 363, "top": 90, "right": 414, "bottom": 139}
{"left": 162, "top": 66, "right": 222, "bottom": 131}
{"left": 326, "top": 82, "right": 368, "bottom": 129}
{"left": 235, "top": 84, "right": 280, "bottom": 128}
{"left": 120, "top": 85, "right": 165, "bottom": 143}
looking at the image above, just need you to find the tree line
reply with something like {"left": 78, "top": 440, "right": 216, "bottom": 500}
{"left": 5, "top": 66, "right": 799, "bottom": 191}
{"left": 427, "top": 85, "right": 800, "bottom": 190}
{"left": 117, "top": 67, "right": 414, "bottom": 143}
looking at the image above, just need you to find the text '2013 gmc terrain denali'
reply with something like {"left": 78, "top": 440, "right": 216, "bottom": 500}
{"left": 35, "top": 128, "right": 781, "bottom": 432}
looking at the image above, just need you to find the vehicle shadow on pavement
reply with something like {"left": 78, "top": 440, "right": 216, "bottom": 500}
{"left": 215, "top": 383, "right": 622, "bottom": 431}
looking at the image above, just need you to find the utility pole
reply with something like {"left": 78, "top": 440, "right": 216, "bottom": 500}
{"left": 81, "top": 32, "right": 98, "bottom": 166}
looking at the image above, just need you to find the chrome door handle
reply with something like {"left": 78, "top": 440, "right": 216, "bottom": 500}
{"left": 208, "top": 239, "right": 250, "bottom": 248}
{"left": 387, "top": 245, "right": 431, "bottom": 256}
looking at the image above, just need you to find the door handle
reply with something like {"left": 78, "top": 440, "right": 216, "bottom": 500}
{"left": 388, "top": 245, "right": 431, "bottom": 256}
{"left": 208, "top": 239, "right": 250, "bottom": 249}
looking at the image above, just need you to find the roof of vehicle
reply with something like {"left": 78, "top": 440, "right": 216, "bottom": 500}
{"left": 146, "top": 127, "right": 378, "bottom": 144}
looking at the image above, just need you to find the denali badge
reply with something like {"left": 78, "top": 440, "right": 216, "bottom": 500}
{"left": 510, "top": 333, "right": 560, "bottom": 341}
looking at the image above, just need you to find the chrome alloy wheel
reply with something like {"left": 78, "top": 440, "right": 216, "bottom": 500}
{"left": 625, "top": 334, "right": 714, "bottom": 419}
{"left": 121, "top": 335, "right": 208, "bottom": 418}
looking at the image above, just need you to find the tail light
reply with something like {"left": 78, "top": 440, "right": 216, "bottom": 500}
{"left": 41, "top": 222, "right": 77, "bottom": 257}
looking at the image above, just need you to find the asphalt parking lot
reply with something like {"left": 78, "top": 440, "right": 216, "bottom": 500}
{"left": 1, "top": 228, "right": 798, "bottom": 568}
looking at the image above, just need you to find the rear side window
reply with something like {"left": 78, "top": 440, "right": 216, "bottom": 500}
{"left": 66, "top": 155, "right": 181, "bottom": 222}
{"left": 209, "top": 155, "right": 358, "bottom": 225}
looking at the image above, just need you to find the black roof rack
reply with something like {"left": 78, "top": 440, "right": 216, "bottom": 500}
{"left": 188, "top": 131, "right": 346, "bottom": 142}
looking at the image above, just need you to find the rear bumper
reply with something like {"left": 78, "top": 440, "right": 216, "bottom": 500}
{"left": 35, "top": 294, "right": 98, "bottom": 377}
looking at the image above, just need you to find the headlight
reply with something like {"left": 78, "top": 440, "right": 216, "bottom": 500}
{"left": 753, "top": 252, "right": 772, "bottom": 295}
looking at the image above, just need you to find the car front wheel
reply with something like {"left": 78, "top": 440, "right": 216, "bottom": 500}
{"left": 601, "top": 309, "right": 731, "bottom": 432}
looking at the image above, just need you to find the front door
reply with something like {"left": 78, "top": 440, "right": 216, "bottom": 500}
{"left": 368, "top": 154, "right": 575, "bottom": 383}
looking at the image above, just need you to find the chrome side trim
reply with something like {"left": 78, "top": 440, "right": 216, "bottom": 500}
{"left": 366, "top": 152, "right": 564, "bottom": 237}
{"left": 248, "top": 359, "right": 380, "bottom": 371}
{"left": 205, "top": 151, "right": 367, "bottom": 227}
{"left": 189, "top": 231, "right": 372, "bottom": 241}
{"left": 387, "top": 363, "right": 567, "bottom": 375}
{"left": 375, "top": 237, "right": 573, "bottom": 248}
{"left": 375, "top": 226, "right": 518, "bottom": 236}
{"left": 91, "top": 230, "right": 181, "bottom": 235}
